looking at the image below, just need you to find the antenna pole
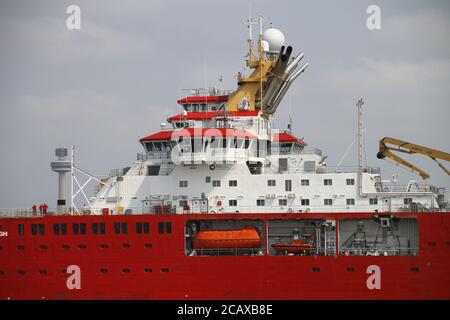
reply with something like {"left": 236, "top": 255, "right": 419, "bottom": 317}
{"left": 70, "top": 145, "right": 74, "bottom": 215}
{"left": 356, "top": 98, "right": 365, "bottom": 172}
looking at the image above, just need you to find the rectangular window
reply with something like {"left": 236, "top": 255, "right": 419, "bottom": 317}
{"left": 267, "top": 180, "right": 276, "bottom": 187}
{"left": 100, "top": 223, "right": 106, "bottom": 235}
{"left": 279, "top": 199, "right": 288, "bottom": 206}
{"left": 165, "top": 222, "right": 172, "bottom": 234}
{"left": 114, "top": 222, "right": 121, "bottom": 234}
{"left": 285, "top": 180, "right": 292, "bottom": 191}
{"left": 346, "top": 198, "right": 355, "bottom": 205}
{"left": 31, "top": 224, "right": 37, "bottom": 236}
{"left": 301, "top": 179, "right": 310, "bottom": 186}
{"left": 212, "top": 180, "right": 221, "bottom": 187}
{"left": 158, "top": 222, "right": 165, "bottom": 234}
{"left": 301, "top": 199, "right": 310, "bottom": 206}
{"left": 121, "top": 222, "right": 128, "bottom": 234}
{"left": 324, "top": 199, "right": 333, "bottom": 205}
{"left": 80, "top": 223, "right": 86, "bottom": 235}
{"left": 143, "top": 222, "right": 150, "bottom": 234}
{"left": 324, "top": 179, "right": 333, "bottom": 186}
{"left": 205, "top": 176, "right": 211, "bottom": 183}
{"left": 179, "top": 181, "right": 188, "bottom": 188}
{"left": 346, "top": 178, "right": 355, "bottom": 185}
{"left": 136, "top": 222, "right": 143, "bottom": 234}
{"left": 72, "top": 223, "right": 79, "bottom": 235}
{"left": 229, "top": 200, "right": 237, "bottom": 206}
{"left": 257, "top": 199, "right": 265, "bottom": 206}
{"left": 369, "top": 198, "right": 378, "bottom": 205}
{"left": 61, "top": 224, "right": 67, "bottom": 235}
{"left": 39, "top": 224, "right": 45, "bottom": 235}
{"left": 404, "top": 198, "right": 413, "bottom": 205}
{"left": 229, "top": 180, "right": 238, "bottom": 187}
{"left": 18, "top": 224, "right": 25, "bottom": 236}
{"left": 93, "top": 223, "right": 99, "bottom": 235}
{"left": 53, "top": 224, "right": 60, "bottom": 235}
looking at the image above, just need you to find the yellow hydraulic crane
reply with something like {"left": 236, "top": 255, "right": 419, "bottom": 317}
{"left": 377, "top": 137, "right": 450, "bottom": 180}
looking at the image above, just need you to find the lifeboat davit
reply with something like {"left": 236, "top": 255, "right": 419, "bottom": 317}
{"left": 193, "top": 225, "right": 262, "bottom": 249}
{"left": 271, "top": 239, "right": 314, "bottom": 254}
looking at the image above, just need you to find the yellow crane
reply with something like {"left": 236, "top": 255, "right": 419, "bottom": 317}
{"left": 377, "top": 137, "right": 450, "bottom": 180}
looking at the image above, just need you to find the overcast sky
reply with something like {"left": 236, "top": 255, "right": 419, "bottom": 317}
{"left": 0, "top": 0, "right": 449, "bottom": 208}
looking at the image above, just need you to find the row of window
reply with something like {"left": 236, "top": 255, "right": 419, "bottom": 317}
{"left": 181, "top": 179, "right": 239, "bottom": 188}
{"left": 18, "top": 222, "right": 172, "bottom": 236}
{"left": 187, "top": 178, "right": 357, "bottom": 190}
{"left": 224, "top": 198, "right": 377, "bottom": 207}
{"left": 1, "top": 267, "right": 170, "bottom": 276}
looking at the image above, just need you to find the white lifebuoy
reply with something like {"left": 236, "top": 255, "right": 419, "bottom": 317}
{"left": 209, "top": 164, "right": 216, "bottom": 170}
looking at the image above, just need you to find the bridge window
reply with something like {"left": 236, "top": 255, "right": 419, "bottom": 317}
{"left": 212, "top": 180, "right": 221, "bottom": 187}
{"left": 92, "top": 223, "right": 106, "bottom": 235}
{"left": 324, "top": 179, "right": 333, "bottom": 186}
{"left": 31, "top": 224, "right": 37, "bottom": 236}
{"left": 257, "top": 199, "right": 265, "bottom": 206}
{"left": 301, "top": 179, "right": 309, "bottom": 186}
{"left": 369, "top": 198, "right": 378, "bottom": 205}
{"left": 267, "top": 180, "right": 276, "bottom": 187}
{"left": 346, "top": 178, "right": 355, "bottom": 185}
{"left": 279, "top": 199, "right": 288, "bottom": 206}
{"left": 404, "top": 198, "right": 413, "bottom": 205}
{"left": 346, "top": 199, "right": 355, "bottom": 205}
{"left": 301, "top": 199, "right": 310, "bottom": 206}
{"left": 324, "top": 199, "right": 333, "bottom": 205}
{"left": 229, "top": 200, "right": 237, "bottom": 206}
{"left": 229, "top": 180, "right": 238, "bottom": 187}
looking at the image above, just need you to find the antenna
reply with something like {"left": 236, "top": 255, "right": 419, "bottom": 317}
{"left": 356, "top": 98, "right": 365, "bottom": 172}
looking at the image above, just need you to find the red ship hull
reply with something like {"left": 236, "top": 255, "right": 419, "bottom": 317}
{"left": 1, "top": 212, "right": 449, "bottom": 300}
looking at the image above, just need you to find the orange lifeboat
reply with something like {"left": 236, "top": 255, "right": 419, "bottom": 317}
{"left": 271, "top": 239, "right": 315, "bottom": 254}
{"left": 193, "top": 225, "right": 262, "bottom": 249}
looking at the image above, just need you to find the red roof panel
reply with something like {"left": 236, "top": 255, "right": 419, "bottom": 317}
{"left": 177, "top": 95, "right": 229, "bottom": 104}
{"left": 273, "top": 132, "right": 307, "bottom": 145}
{"left": 168, "top": 110, "right": 259, "bottom": 122}
{"left": 140, "top": 128, "right": 257, "bottom": 142}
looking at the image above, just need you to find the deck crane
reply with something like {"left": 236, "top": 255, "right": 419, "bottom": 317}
{"left": 377, "top": 137, "right": 450, "bottom": 180}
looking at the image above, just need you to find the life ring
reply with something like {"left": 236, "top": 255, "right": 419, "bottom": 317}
{"left": 210, "top": 210, "right": 216, "bottom": 214}
{"left": 209, "top": 164, "right": 216, "bottom": 170}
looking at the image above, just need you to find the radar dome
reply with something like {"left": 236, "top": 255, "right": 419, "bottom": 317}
{"left": 263, "top": 28, "right": 285, "bottom": 53}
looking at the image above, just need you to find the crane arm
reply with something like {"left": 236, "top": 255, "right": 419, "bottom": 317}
{"left": 377, "top": 137, "right": 450, "bottom": 180}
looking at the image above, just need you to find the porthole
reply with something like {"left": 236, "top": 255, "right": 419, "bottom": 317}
{"left": 61, "top": 244, "right": 70, "bottom": 250}
{"left": 144, "top": 243, "right": 152, "bottom": 249}
{"left": 161, "top": 268, "right": 169, "bottom": 273}
{"left": 427, "top": 241, "right": 437, "bottom": 247}
{"left": 39, "top": 269, "right": 48, "bottom": 275}
{"left": 122, "top": 268, "right": 131, "bottom": 273}
{"left": 144, "top": 268, "right": 152, "bottom": 273}
{"left": 17, "top": 245, "right": 25, "bottom": 250}
{"left": 61, "top": 268, "right": 67, "bottom": 274}
{"left": 346, "top": 267, "right": 355, "bottom": 272}
{"left": 312, "top": 267, "right": 321, "bottom": 272}
{"left": 39, "top": 244, "right": 48, "bottom": 250}
{"left": 100, "top": 268, "right": 108, "bottom": 273}
{"left": 17, "top": 270, "right": 26, "bottom": 275}
{"left": 0, "top": 270, "right": 4, "bottom": 276}
{"left": 122, "top": 243, "right": 131, "bottom": 249}
{"left": 410, "top": 267, "right": 420, "bottom": 272}
{"left": 78, "top": 244, "right": 87, "bottom": 249}
{"left": 100, "top": 244, "right": 108, "bottom": 249}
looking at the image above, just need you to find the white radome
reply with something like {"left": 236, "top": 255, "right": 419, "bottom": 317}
{"left": 262, "top": 28, "right": 285, "bottom": 53}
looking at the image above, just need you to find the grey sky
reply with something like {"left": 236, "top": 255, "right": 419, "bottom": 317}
{"left": 0, "top": 0, "right": 449, "bottom": 208}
